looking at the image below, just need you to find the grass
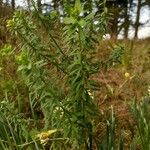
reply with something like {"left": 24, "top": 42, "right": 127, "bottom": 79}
{"left": 0, "top": 35, "right": 150, "bottom": 149}
{"left": 0, "top": 34, "right": 150, "bottom": 149}
{"left": 92, "top": 38, "right": 150, "bottom": 148}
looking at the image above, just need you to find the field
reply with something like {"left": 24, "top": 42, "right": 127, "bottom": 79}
{"left": 0, "top": 1, "right": 150, "bottom": 150}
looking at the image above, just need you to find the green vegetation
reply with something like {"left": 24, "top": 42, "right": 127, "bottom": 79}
{"left": 0, "top": 0, "right": 150, "bottom": 149}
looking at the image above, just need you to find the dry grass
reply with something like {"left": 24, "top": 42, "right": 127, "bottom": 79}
{"left": 92, "top": 38, "right": 150, "bottom": 148}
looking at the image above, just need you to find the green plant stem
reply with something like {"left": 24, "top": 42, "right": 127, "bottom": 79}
{"left": 31, "top": 0, "right": 69, "bottom": 62}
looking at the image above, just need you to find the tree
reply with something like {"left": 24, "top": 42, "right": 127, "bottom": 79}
{"left": 124, "top": 1, "right": 130, "bottom": 38}
{"left": 5, "top": 0, "right": 9, "bottom": 5}
{"left": 27, "top": 0, "right": 31, "bottom": 11}
{"left": 11, "top": 0, "right": 15, "bottom": 10}
{"left": 37, "top": 0, "right": 42, "bottom": 12}
{"left": 0, "top": 0, "right": 2, "bottom": 16}
{"left": 134, "top": 0, "right": 142, "bottom": 38}
{"left": 0, "top": 0, "right": 2, "bottom": 6}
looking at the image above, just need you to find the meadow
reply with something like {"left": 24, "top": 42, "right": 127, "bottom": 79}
{"left": 0, "top": 0, "right": 150, "bottom": 149}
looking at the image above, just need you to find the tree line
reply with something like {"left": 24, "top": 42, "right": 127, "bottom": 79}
{"left": 0, "top": 0, "right": 150, "bottom": 39}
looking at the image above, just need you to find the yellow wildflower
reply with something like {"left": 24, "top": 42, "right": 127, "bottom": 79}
{"left": 125, "top": 72, "right": 130, "bottom": 78}
{"left": 124, "top": 72, "right": 135, "bottom": 80}
{"left": 37, "top": 129, "right": 57, "bottom": 145}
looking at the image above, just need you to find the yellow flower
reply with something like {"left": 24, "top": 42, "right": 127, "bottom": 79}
{"left": 124, "top": 72, "right": 135, "bottom": 80}
{"left": 125, "top": 72, "right": 130, "bottom": 78}
{"left": 37, "top": 129, "right": 57, "bottom": 145}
